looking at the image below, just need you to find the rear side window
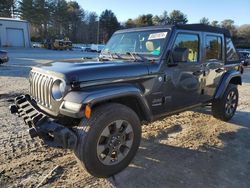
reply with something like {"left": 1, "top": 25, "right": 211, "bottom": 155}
{"left": 173, "top": 33, "right": 199, "bottom": 62}
{"left": 226, "top": 38, "right": 239, "bottom": 62}
{"left": 205, "top": 35, "right": 222, "bottom": 61}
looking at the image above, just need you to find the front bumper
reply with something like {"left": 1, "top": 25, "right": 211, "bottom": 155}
{"left": 10, "top": 95, "right": 77, "bottom": 149}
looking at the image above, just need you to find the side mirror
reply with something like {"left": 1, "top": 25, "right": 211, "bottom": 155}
{"left": 172, "top": 48, "right": 189, "bottom": 63}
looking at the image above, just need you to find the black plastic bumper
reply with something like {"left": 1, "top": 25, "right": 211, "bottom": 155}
{"left": 10, "top": 95, "right": 77, "bottom": 149}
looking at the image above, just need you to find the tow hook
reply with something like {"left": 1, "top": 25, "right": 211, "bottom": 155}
{"left": 9, "top": 104, "right": 18, "bottom": 114}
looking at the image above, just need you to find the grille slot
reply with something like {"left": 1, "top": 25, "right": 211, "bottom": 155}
{"left": 30, "top": 71, "right": 53, "bottom": 108}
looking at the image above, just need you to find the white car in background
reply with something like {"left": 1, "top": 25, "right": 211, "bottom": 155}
{"left": 32, "top": 42, "right": 41, "bottom": 48}
{"left": 89, "top": 44, "right": 105, "bottom": 53}
{"left": 80, "top": 44, "right": 105, "bottom": 53}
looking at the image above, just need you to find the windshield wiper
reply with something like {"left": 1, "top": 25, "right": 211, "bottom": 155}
{"left": 99, "top": 51, "right": 125, "bottom": 61}
{"left": 126, "top": 52, "right": 149, "bottom": 63}
{"left": 106, "top": 51, "right": 114, "bottom": 60}
{"left": 126, "top": 52, "right": 137, "bottom": 61}
{"left": 113, "top": 53, "right": 124, "bottom": 59}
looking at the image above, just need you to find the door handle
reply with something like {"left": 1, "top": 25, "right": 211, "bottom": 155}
{"left": 193, "top": 70, "right": 203, "bottom": 76}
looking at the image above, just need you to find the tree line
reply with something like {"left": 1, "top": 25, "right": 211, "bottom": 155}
{"left": 0, "top": 0, "right": 249, "bottom": 48}
{"left": 199, "top": 17, "right": 250, "bottom": 48}
{"left": 0, "top": 0, "right": 120, "bottom": 43}
{"left": 125, "top": 12, "right": 249, "bottom": 48}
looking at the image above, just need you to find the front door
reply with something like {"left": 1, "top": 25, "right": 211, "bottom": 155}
{"left": 163, "top": 32, "right": 203, "bottom": 113}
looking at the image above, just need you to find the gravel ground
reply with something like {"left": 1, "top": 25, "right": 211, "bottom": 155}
{"left": 0, "top": 49, "right": 250, "bottom": 188}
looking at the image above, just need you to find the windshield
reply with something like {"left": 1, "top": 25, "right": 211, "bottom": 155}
{"left": 102, "top": 30, "right": 168, "bottom": 60}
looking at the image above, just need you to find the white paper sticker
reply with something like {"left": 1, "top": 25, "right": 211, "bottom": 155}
{"left": 148, "top": 32, "right": 168, "bottom": 40}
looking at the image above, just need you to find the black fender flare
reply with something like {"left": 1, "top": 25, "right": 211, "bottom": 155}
{"left": 214, "top": 70, "right": 242, "bottom": 99}
{"left": 63, "top": 84, "right": 152, "bottom": 121}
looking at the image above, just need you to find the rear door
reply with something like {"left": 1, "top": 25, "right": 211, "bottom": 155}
{"left": 200, "top": 33, "right": 225, "bottom": 102}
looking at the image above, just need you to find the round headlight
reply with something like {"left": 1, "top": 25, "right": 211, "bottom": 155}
{"left": 52, "top": 80, "right": 67, "bottom": 100}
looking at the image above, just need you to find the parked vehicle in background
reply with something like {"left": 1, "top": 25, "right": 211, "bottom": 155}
{"left": 238, "top": 51, "right": 250, "bottom": 66}
{"left": 64, "top": 39, "right": 73, "bottom": 51}
{"left": 10, "top": 24, "right": 242, "bottom": 178}
{"left": 44, "top": 38, "right": 73, "bottom": 50}
{"left": 0, "top": 50, "right": 9, "bottom": 64}
{"left": 80, "top": 44, "right": 105, "bottom": 53}
{"left": 72, "top": 45, "right": 88, "bottom": 51}
{"left": 52, "top": 39, "right": 67, "bottom": 50}
{"left": 97, "top": 45, "right": 105, "bottom": 53}
{"left": 90, "top": 44, "right": 105, "bottom": 52}
{"left": 32, "top": 42, "right": 42, "bottom": 48}
{"left": 44, "top": 39, "right": 53, "bottom": 49}
{"left": 82, "top": 47, "right": 92, "bottom": 52}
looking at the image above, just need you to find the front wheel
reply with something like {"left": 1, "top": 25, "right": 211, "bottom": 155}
{"left": 74, "top": 103, "right": 141, "bottom": 177}
{"left": 212, "top": 84, "right": 238, "bottom": 121}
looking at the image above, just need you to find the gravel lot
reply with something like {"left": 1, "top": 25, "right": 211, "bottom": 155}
{"left": 0, "top": 48, "right": 250, "bottom": 188}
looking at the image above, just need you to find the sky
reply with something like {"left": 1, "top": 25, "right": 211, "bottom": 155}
{"left": 76, "top": 0, "right": 250, "bottom": 25}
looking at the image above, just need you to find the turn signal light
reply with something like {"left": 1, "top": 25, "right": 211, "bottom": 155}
{"left": 85, "top": 105, "right": 91, "bottom": 119}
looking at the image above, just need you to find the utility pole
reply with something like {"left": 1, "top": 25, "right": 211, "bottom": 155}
{"left": 97, "top": 18, "right": 100, "bottom": 44}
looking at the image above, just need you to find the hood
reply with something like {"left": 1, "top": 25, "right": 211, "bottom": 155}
{"left": 33, "top": 60, "right": 149, "bottom": 84}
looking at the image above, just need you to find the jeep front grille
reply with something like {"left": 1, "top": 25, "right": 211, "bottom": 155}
{"left": 29, "top": 71, "right": 54, "bottom": 108}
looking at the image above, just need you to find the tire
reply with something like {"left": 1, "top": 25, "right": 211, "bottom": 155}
{"left": 212, "top": 84, "right": 238, "bottom": 121}
{"left": 73, "top": 103, "right": 141, "bottom": 177}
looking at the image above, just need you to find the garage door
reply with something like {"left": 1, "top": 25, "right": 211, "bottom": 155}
{"left": 6, "top": 28, "right": 24, "bottom": 47}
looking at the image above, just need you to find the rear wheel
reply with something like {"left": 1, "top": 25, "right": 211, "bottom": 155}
{"left": 74, "top": 103, "right": 141, "bottom": 177}
{"left": 212, "top": 84, "right": 238, "bottom": 121}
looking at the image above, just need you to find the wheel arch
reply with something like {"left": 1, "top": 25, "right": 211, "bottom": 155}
{"left": 63, "top": 85, "right": 153, "bottom": 122}
{"left": 92, "top": 95, "right": 152, "bottom": 122}
{"left": 214, "top": 70, "right": 242, "bottom": 99}
{"left": 229, "top": 76, "right": 242, "bottom": 85}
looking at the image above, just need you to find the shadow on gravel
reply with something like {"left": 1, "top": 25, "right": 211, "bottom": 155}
{"left": 108, "top": 109, "right": 250, "bottom": 188}
{"left": 228, "top": 110, "right": 250, "bottom": 128}
{"left": 145, "top": 124, "right": 182, "bottom": 141}
{"left": 195, "top": 106, "right": 250, "bottom": 128}
{"left": 0, "top": 92, "right": 22, "bottom": 101}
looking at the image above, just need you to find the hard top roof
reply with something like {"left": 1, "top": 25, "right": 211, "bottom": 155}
{"left": 115, "top": 24, "right": 231, "bottom": 37}
{"left": 238, "top": 50, "right": 250, "bottom": 54}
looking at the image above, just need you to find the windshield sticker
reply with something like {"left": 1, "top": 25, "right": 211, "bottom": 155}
{"left": 148, "top": 32, "right": 168, "bottom": 40}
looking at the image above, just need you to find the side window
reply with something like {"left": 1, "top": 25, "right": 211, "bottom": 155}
{"left": 205, "top": 35, "right": 222, "bottom": 61}
{"left": 173, "top": 33, "right": 199, "bottom": 62}
{"left": 226, "top": 38, "right": 239, "bottom": 62}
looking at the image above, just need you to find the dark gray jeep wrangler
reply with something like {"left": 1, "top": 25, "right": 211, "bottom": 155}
{"left": 10, "top": 24, "right": 242, "bottom": 177}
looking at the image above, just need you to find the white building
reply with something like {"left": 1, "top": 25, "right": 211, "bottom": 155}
{"left": 0, "top": 17, "right": 31, "bottom": 48}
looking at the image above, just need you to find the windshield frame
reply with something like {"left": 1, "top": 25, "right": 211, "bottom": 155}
{"left": 101, "top": 28, "right": 171, "bottom": 62}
